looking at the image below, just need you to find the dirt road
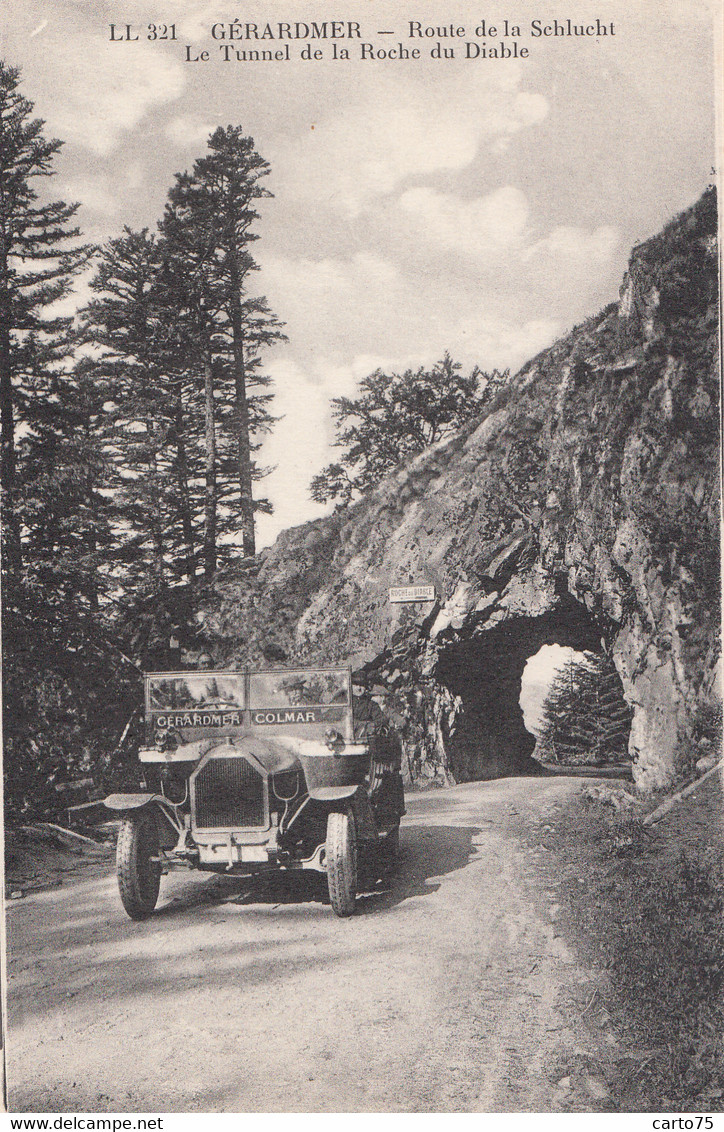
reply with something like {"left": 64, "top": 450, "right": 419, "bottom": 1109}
{"left": 6, "top": 777, "right": 607, "bottom": 1113}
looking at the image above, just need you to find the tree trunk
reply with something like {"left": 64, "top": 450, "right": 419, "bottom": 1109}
{"left": 202, "top": 347, "right": 218, "bottom": 580}
{"left": 0, "top": 278, "right": 21, "bottom": 579}
{"left": 229, "top": 292, "right": 256, "bottom": 559}
{"left": 146, "top": 422, "right": 166, "bottom": 594}
{"left": 84, "top": 446, "right": 99, "bottom": 614}
{"left": 171, "top": 376, "right": 196, "bottom": 589}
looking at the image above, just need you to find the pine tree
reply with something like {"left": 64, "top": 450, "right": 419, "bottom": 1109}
{"left": 0, "top": 62, "right": 92, "bottom": 583}
{"left": 158, "top": 183, "right": 225, "bottom": 581}
{"left": 161, "top": 126, "right": 285, "bottom": 558}
{"left": 538, "top": 652, "right": 632, "bottom": 765}
{"left": 79, "top": 227, "right": 203, "bottom": 597}
{"left": 0, "top": 66, "right": 140, "bottom": 817}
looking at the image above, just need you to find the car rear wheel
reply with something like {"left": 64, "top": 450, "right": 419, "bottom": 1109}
{"left": 117, "top": 809, "right": 161, "bottom": 920}
{"left": 326, "top": 809, "right": 357, "bottom": 917}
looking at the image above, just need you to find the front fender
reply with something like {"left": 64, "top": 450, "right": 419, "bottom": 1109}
{"left": 103, "top": 793, "right": 181, "bottom": 844}
{"left": 307, "top": 785, "right": 358, "bottom": 803}
{"left": 307, "top": 784, "right": 377, "bottom": 841}
{"left": 103, "top": 792, "right": 165, "bottom": 812}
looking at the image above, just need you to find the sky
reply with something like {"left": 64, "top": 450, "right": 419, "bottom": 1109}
{"left": 1, "top": 0, "right": 718, "bottom": 548}
{"left": 521, "top": 644, "right": 580, "bottom": 734}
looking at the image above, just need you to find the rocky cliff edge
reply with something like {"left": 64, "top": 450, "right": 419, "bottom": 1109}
{"left": 202, "top": 188, "right": 720, "bottom": 792}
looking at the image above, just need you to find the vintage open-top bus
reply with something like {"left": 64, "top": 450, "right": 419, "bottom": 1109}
{"left": 103, "top": 665, "right": 405, "bottom": 918}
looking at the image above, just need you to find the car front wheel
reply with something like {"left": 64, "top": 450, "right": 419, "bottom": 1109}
{"left": 326, "top": 809, "right": 357, "bottom": 917}
{"left": 116, "top": 809, "right": 161, "bottom": 920}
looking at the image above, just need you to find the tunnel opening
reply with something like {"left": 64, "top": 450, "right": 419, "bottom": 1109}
{"left": 520, "top": 644, "right": 588, "bottom": 741}
{"left": 523, "top": 645, "right": 634, "bottom": 770}
{"left": 435, "top": 600, "right": 628, "bottom": 782}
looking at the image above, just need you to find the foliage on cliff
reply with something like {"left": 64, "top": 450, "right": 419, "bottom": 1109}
{"left": 310, "top": 353, "right": 508, "bottom": 506}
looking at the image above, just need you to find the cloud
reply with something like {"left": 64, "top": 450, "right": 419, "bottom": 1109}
{"left": 25, "top": 35, "right": 185, "bottom": 155}
{"left": 480, "top": 88, "right": 550, "bottom": 136}
{"left": 524, "top": 224, "right": 620, "bottom": 264}
{"left": 255, "top": 347, "right": 442, "bottom": 546}
{"left": 60, "top": 177, "right": 121, "bottom": 219}
{"left": 451, "top": 315, "right": 561, "bottom": 370}
{"left": 165, "top": 117, "right": 216, "bottom": 149}
{"left": 398, "top": 185, "right": 530, "bottom": 251}
{"left": 253, "top": 315, "right": 560, "bottom": 549}
{"left": 302, "top": 107, "right": 476, "bottom": 216}
{"left": 264, "top": 251, "right": 398, "bottom": 296}
{"left": 259, "top": 251, "right": 403, "bottom": 356}
{"left": 392, "top": 186, "right": 620, "bottom": 295}
{"left": 259, "top": 240, "right": 565, "bottom": 379}
{"left": 272, "top": 69, "right": 548, "bottom": 215}
{"left": 60, "top": 161, "right": 149, "bottom": 219}
{"left": 253, "top": 356, "right": 338, "bottom": 546}
{"left": 395, "top": 186, "right": 619, "bottom": 272}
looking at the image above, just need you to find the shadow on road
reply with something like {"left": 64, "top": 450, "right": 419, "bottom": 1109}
{"left": 6, "top": 823, "right": 483, "bottom": 1044}
{"left": 357, "top": 822, "right": 483, "bottom": 914}
{"left": 537, "top": 763, "right": 633, "bottom": 780}
{"left": 152, "top": 821, "right": 482, "bottom": 917}
{"left": 156, "top": 869, "right": 327, "bottom": 913}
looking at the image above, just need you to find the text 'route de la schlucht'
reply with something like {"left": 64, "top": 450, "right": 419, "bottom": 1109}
{"left": 108, "top": 18, "right": 617, "bottom": 63}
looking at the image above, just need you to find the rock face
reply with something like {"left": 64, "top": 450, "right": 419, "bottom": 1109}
{"left": 205, "top": 188, "right": 720, "bottom": 792}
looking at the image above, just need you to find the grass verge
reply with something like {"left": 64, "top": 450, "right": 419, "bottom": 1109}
{"left": 532, "top": 783, "right": 724, "bottom": 1111}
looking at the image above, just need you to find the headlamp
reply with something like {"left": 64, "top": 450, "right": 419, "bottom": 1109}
{"left": 324, "top": 728, "right": 344, "bottom": 751}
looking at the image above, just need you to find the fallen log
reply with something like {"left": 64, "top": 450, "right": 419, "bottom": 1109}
{"left": 36, "top": 822, "right": 108, "bottom": 848}
{"left": 642, "top": 759, "right": 723, "bottom": 826}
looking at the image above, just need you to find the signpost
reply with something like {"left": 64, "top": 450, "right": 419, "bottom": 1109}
{"left": 388, "top": 585, "right": 436, "bottom": 603}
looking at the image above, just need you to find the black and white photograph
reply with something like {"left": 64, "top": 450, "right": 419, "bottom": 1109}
{"left": 0, "top": 0, "right": 721, "bottom": 1116}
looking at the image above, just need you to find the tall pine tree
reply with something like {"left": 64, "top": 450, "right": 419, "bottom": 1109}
{"left": 161, "top": 126, "right": 285, "bottom": 558}
{"left": 538, "top": 652, "right": 632, "bottom": 765}
{"left": 80, "top": 227, "right": 203, "bottom": 597}
{"left": 0, "top": 66, "right": 141, "bottom": 817}
{"left": 0, "top": 62, "right": 92, "bottom": 584}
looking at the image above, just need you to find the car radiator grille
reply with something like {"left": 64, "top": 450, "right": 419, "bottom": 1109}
{"left": 193, "top": 757, "right": 266, "bottom": 829}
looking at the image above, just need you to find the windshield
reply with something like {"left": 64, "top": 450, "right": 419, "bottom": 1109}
{"left": 249, "top": 669, "right": 349, "bottom": 708}
{"left": 147, "top": 674, "right": 246, "bottom": 711}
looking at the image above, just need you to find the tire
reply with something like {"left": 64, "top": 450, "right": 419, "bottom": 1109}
{"left": 117, "top": 809, "right": 161, "bottom": 920}
{"left": 326, "top": 809, "right": 358, "bottom": 917}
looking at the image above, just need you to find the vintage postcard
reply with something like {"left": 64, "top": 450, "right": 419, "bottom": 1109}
{"left": 0, "top": 0, "right": 721, "bottom": 1117}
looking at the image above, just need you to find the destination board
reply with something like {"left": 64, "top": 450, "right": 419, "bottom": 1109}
{"left": 388, "top": 586, "right": 436, "bottom": 603}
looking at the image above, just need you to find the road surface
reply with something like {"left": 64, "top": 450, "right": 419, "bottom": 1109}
{"left": 6, "top": 777, "right": 602, "bottom": 1112}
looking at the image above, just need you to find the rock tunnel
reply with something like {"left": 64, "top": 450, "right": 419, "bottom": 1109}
{"left": 435, "top": 599, "right": 614, "bottom": 782}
